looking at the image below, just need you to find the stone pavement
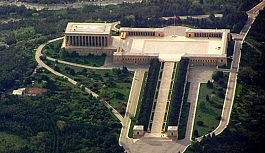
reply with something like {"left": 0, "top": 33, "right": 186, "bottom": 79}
{"left": 151, "top": 62, "right": 175, "bottom": 136}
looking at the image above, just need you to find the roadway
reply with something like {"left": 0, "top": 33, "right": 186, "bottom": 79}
{"left": 119, "top": 70, "right": 145, "bottom": 152}
{"left": 196, "top": 0, "right": 265, "bottom": 141}
{"left": 35, "top": 37, "right": 124, "bottom": 124}
{"left": 120, "top": 1, "right": 265, "bottom": 152}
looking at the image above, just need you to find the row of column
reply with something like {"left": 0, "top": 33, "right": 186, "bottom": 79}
{"left": 195, "top": 32, "right": 222, "bottom": 38}
{"left": 66, "top": 35, "right": 108, "bottom": 47}
{"left": 128, "top": 31, "right": 155, "bottom": 36}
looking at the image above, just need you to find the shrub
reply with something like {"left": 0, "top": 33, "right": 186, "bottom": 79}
{"left": 194, "top": 129, "right": 199, "bottom": 137}
{"left": 197, "top": 121, "right": 204, "bottom": 126}
{"left": 216, "top": 116, "right": 221, "bottom": 121}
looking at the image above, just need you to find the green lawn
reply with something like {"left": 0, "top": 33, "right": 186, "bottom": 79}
{"left": 43, "top": 39, "right": 106, "bottom": 67}
{"left": 43, "top": 60, "right": 133, "bottom": 115}
{"left": 0, "top": 132, "right": 27, "bottom": 152}
{"left": 193, "top": 78, "right": 227, "bottom": 137}
{"left": 128, "top": 72, "right": 147, "bottom": 138}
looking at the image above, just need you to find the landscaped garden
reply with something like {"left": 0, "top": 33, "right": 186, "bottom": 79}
{"left": 42, "top": 60, "right": 133, "bottom": 116}
{"left": 42, "top": 39, "right": 106, "bottom": 67}
{"left": 193, "top": 71, "right": 229, "bottom": 138}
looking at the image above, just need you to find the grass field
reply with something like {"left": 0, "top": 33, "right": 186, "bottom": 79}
{"left": 43, "top": 60, "right": 133, "bottom": 115}
{"left": 43, "top": 39, "right": 105, "bottom": 67}
{"left": 193, "top": 77, "right": 227, "bottom": 137}
{"left": 0, "top": 132, "right": 27, "bottom": 152}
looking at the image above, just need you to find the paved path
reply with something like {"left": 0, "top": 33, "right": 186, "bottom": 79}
{"left": 35, "top": 37, "right": 124, "bottom": 123}
{"left": 196, "top": 0, "right": 265, "bottom": 141}
{"left": 150, "top": 62, "right": 175, "bottom": 136}
{"left": 119, "top": 70, "right": 145, "bottom": 151}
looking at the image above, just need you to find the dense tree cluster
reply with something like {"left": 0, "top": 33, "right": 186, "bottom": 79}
{"left": 137, "top": 58, "right": 161, "bottom": 131}
{"left": 19, "top": 0, "right": 77, "bottom": 4}
{"left": 0, "top": 76, "right": 124, "bottom": 152}
{"left": 168, "top": 58, "right": 189, "bottom": 126}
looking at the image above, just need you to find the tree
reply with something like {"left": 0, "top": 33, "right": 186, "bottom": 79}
{"left": 59, "top": 47, "right": 69, "bottom": 58}
{"left": 194, "top": 129, "right": 199, "bottom": 137}
{"left": 207, "top": 80, "right": 213, "bottom": 88}
{"left": 197, "top": 121, "right": 204, "bottom": 126}
{"left": 53, "top": 65, "right": 60, "bottom": 72}
{"left": 206, "top": 95, "right": 209, "bottom": 101}
{"left": 69, "top": 69, "right": 75, "bottom": 75}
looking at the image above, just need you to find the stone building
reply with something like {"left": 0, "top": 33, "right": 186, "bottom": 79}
{"left": 62, "top": 22, "right": 230, "bottom": 66}
{"left": 62, "top": 22, "right": 116, "bottom": 56}
{"left": 133, "top": 125, "right": 144, "bottom": 138}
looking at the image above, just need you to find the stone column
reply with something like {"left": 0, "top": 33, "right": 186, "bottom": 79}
{"left": 89, "top": 36, "right": 91, "bottom": 46}
{"left": 77, "top": 36, "right": 80, "bottom": 46}
{"left": 100, "top": 36, "right": 102, "bottom": 47}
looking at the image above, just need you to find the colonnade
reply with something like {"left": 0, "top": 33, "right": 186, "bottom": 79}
{"left": 66, "top": 35, "right": 108, "bottom": 47}
{"left": 127, "top": 31, "right": 155, "bottom": 36}
{"left": 195, "top": 32, "right": 222, "bottom": 38}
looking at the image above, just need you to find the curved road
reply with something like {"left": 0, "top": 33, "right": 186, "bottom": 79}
{"left": 35, "top": 37, "right": 124, "bottom": 123}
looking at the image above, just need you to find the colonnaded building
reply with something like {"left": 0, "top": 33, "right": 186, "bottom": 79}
{"left": 62, "top": 22, "right": 230, "bottom": 66}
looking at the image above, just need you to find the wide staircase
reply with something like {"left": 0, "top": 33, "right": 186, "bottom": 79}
{"left": 150, "top": 62, "right": 175, "bottom": 136}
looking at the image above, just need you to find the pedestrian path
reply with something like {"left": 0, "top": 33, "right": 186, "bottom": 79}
{"left": 150, "top": 62, "right": 175, "bottom": 135}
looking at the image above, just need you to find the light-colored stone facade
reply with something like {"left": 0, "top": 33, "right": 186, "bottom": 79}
{"left": 166, "top": 126, "right": 178, "bottom": 138}
{"left": 62, "top": 22, "right": 230, "bottom": 66}
{"left": 133, "top": 125, "right": 144, "bottom": 138}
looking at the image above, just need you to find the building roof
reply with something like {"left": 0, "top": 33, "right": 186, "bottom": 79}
{"left": 186, "top": 28, "right": 230, "bottom": 33}
{"left": 25, "top": 87, "right": 47, "bottom": 96}
{"left": 120, "top": 27, "right": 164, "bottom": 32}
{"left": 133, "top": 125, "right": 144, "bottom": 130}
{"left": 12, "top": 88, "right": 25, "bottom": 96}
{"left": 65, "top": 22, "right": 112, "bottom": 35}
{"left": 167, "top": 126, "right": 178, "bottom": 131}
{"left": 111, "top": 26, "right": 229, "bottom": 61}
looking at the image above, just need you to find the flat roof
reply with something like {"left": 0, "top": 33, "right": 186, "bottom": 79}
{"left": 12, "top": 88, "right": 25, "bottom": 95}
{"left": 133, "top": 125, "right": 144, "bottom": 130}
{"left": 65, "top": 22, "right": 112, "bottom": 35}
{"left": 111, "top": 26, "right": 229, "bottom": 61}
{"left": 167, "top": 126, "right": 178, "bottom": 131}
{"left": 120, "top": 27, "right": 164, "bottom": 32}
{"left": 186, "top": 28, "right": 230, "bottom": 33}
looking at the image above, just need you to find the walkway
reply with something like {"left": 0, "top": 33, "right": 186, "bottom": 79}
{"left": 150, "top": 62, "right": 175, "bottom": 136}
{"left": 35, "top": 37, "right": 124, "bottom": 124}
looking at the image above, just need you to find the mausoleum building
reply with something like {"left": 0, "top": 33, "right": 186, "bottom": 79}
{"left": 62, "top": 22, "right": 230, "bottom": 66}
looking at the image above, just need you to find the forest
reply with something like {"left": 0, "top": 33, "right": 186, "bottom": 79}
{"left": 187, "top": 10, "right": 265, "bottom": 153}
{"left": 0, "top": 72, "right": 124, "bottom": 152}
